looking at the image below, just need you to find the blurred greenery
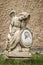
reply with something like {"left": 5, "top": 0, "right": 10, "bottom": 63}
{"left": 0, "top": 54, "right": 43, "bottom": 65}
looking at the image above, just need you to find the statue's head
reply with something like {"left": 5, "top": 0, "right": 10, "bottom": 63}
{"left": 19, "top": 12, "right": 30, "bottom": 21}
{"left": 19, "top": 12, "right": 30, "bottom": 28}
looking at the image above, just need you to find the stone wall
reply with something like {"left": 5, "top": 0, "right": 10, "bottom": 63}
{"left": 0, "top": 0, "right": 43, "bottom": 50}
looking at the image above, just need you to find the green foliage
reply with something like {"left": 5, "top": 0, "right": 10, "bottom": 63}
{"left": 0, "top": 54, "right": 43, "bottom": 65}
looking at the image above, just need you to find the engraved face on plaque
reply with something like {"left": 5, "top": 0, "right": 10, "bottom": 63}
{"left": 21, "top": 28, "right": 32, "bottom": 47}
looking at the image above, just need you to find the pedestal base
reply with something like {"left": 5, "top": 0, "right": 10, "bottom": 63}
{"left": 3, "top": 48, "right": 32, "bottom": 60}
{"left": 8, "top": 51, "right": 32, "bottom": 57}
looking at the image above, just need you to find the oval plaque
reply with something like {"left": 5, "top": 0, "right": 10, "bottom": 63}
{"left": 20, "top": 28, "right": 32, "bottom": 47}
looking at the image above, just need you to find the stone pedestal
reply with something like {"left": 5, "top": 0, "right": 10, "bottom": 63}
{"left": 4, "top": 46, "right": 32, "bottom": 59}
{"left": 9, "top": 48, "right": 31, "bottom": 57}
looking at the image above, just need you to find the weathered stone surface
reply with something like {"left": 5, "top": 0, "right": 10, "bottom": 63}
{"left": 8, "top": 51, "right": 32, "bottom": 58}
{"left": 0, "top": 0, "right": 43, "bottom": 50}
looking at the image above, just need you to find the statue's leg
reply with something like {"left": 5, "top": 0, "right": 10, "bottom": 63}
{"left": 9, "top": 39, "right": 20, "bottom": 51}
{"left": 8, "top": 30, "right": 21, "bottom": 51}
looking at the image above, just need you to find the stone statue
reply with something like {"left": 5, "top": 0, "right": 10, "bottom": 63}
{"left": 6, "top": 11, "right": 30, "bottom": 52}
{"left": 2, "top": 11, "right": 33, "bottom": 59}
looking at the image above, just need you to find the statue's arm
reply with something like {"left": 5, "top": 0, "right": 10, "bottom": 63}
{"left": 9, "top": 19, "right": 14, "bottom": 33}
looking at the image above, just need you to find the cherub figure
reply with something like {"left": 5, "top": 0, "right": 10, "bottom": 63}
{"left": 6, "top": 10, "right": 30, "bottom": 51}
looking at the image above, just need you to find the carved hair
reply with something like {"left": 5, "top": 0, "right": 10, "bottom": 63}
{"left": 19, "top": 12, "right": 30, "bottom": 21}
